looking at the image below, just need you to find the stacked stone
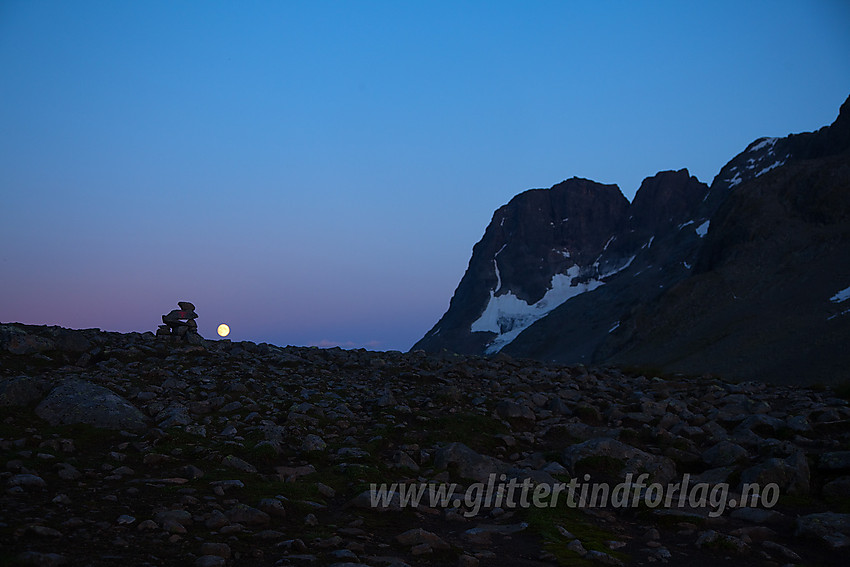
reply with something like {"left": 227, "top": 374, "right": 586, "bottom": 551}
{"left": 156, "top": 301, "right": 202, "bottom": 344}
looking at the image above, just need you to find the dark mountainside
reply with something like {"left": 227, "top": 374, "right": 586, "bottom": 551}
{"left": 414, "top": 95, "right": 850, "bottom": 386}
{"left": 3, "top": 323, "right": 850, "bottom": 566}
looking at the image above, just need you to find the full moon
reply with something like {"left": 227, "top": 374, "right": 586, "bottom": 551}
{"left": 217, "top": 324, "right": 230, "bottom": 337}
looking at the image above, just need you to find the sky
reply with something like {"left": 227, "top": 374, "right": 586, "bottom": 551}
{"left": 1, "top": 1, "right": 849, "bottom": 351}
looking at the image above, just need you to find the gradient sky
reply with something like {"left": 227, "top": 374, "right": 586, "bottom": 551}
{"left": 1, "top": 1, "right": 849, "bottom": 351}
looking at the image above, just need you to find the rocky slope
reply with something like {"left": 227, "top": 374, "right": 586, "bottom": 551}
{"left": 3, "top": 323, "right": 850, "bottom": 566}
{"left": 414, "top": 95, "right": 850, "bottom": 385}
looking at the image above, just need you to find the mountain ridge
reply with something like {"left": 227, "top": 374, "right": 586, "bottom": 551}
{"left": 414, "top": 95, "right": 850, "bottom": 384}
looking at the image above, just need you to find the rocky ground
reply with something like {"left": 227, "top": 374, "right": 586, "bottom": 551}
{"left": 2, "top": 323, "right": 850, "bottom": 566}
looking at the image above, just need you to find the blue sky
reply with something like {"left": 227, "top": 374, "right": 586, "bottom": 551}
{"left": 1, "top": 1, "right": 848, "bottom": 350}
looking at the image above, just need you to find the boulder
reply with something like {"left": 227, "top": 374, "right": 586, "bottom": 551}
{"left": 35, "top": 379, "right": 149, "bottom": 431}
{"left": 740, "top": 451, "right": 809, "bottom": 495}
{"left": 823, "top": 477, "right": 850, "bottom": 498}
{"left": 701, "top": 440, "right": 749, "bottom": 467}
{"left": 796, "top": 512, "right": 850, "bottom": 548}
{"left": 1, "top": 325, "right": 54, "bottom": 354}
{"left": 819, "top": 451, "right": 850, "bottom": 471}
{"left": 225, "top": 504, "right": 270, "bottom": 526}
{"left": 0, "top": 375, "right": 51, "bottom": 406}
{"left": 396, "top": 528, "right": 450, "bottom": 550}
{"left": 561, "top": 437, "right": 677, "bottom": 484}
{"left": 434, "top": 442, "right": 504, "bottom": 482}
{"left": 495, "top": 400, "right": 536, "bottom": 421}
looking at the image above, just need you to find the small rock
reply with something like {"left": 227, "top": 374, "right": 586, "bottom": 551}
{"left": 194, "top": 556, "right": 226, "bottom": 567}
{"left": 137, "top": 519, "right": 159, "bottom": 531}
{"left": 585, "top": 550, "right": 624, "bottom": 565}
{"left": 154, "top": 509, "right": 193, "bottom": 527}
{"left": 200, "top": 542, "right": 231, "bottom": 558}
{"left": 566, "top": 539, "right": 587, "bottom": 556}
{"left": 410, "top": 543, "right": 433, "bottom": 555}
{"left": 350, "top": 488, "right": 402, "bottom": 512}
{"left": 327, "top": 549, "right": 359, "bottom": 560}
{"left": 56, "top": 463, "right": 81, "bottom": 480}
{"left": 301, "top": 434, "right": 327, "bottom": 452}
{"left": 729, "top": 507, "right": 787, "bottom": 525}
{"left": 204, "top": 510, "right": 230, "bottom": 530}
{"left": 396, "top": 528, "right": 450, "bottom": 550}
{"left": 25, "top": 525, "right": 63, "bottom": 538}
{"left": 8, "top": 473, "right": 47, "bottom": 490}
{"left": 762, "top": 540, "right": 801, "bottom": 561}
{"left": 52, "top": 493, "right": 71, "bottom": 505}
{"left": 258, "top": 497, "right": 287, "bottom": 518}
{"left": 695, "top": 530, "right": 718, "bottom": 547}
{"left": 221, "top": 454, "right": 257, "bottom": 473}
{"left": 226, "top": 503, "right": 270, "bottom": 526}
{"left": 557, "top": 525, "right": 576, "bottom": 539}
{"left": 14, "top": 551, "right": 68, "bottom": 566}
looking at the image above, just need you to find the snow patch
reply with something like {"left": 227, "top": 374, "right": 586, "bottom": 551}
{"left": 678, "top": 220, "right": 694, "bottom": 230}
{"left": 749, "top": 137, "right": 778, "bottom": 153}
{"left": 641, "top": 236, "right": 654, "bottom": 249}
{"left": 608, "top": 321, "right": 620, "bottom": 333}
{"left": 471, "top": 265, "right": 603, "bottom": 354}
{"left": 755, "top": 160, "right": 785, "bottom": 177}
{"left": 492, "top": 244, "right": 507, "bottom": 293}
{"left": 695, "top": 220, "right": 710, "bottom": 238}
{"left": 594, "top": 254, "right": 636, "bottom": 279}
{"left": 726, "top": 172, "right": 743, "bottom": 187}
{"left": 831, "top": 286, "right": 850, "bottom": 303}
{"left": 828, "top": 308, "right": 850, "bottom": 321}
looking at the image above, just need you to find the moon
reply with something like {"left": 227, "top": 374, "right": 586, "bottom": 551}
{"left": 217, "top": 324, "right": 230, "bottom": 337}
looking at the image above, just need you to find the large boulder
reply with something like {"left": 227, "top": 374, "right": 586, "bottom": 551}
{"left": 819, "top": 451, "right": 850, "bottom": 472}
{"left": 36, "top": 379, "right": 149, "bottom": 431}
{"left": 701, "top": 440, "right": 749, "bottom": 468}
{"left": 0, "top": 376, "right": 51, "bottom": 406}
{"left": 0, "top": 324, "right": 54, "bottom": 354}
{"left": 434, "top": 442, "right": 504, "bottom": 483}
{"left": 796, "top": 512, "right": 850, "bottom": 548}
{"left": 495, "top": 399, "right": 536, "bottom": 421}
{"left": 561, "top": 437, "right": 677, "bottom": 484}
{"left": 740, "top": 451, "right": 809, "bottom": 496}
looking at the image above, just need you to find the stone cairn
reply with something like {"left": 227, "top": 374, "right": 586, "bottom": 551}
{"left": 156, "top": 301, "right": 203, "bottom": 344}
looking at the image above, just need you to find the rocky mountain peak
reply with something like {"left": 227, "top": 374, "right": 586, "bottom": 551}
{"left": 485, "top": 178, "right": 629, "bottom": 303}
{"left": 627, "top": 169, "right": 708, "bottom": 236}
{"left": 416, "top": 95, "right": 850, "bottom": 385}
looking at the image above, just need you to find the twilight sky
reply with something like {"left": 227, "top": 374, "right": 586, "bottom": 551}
{"left": 1, "top": 1, "right": 849, "bottom": 351}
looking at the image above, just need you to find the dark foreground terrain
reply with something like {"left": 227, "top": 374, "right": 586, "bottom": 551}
{"left": 2, "top": 323, "right": 850, "bottom": 566}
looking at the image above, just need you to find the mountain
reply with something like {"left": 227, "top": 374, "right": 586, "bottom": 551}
{"left": 414, "top": 95, "right": 850, "bottom": 385}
